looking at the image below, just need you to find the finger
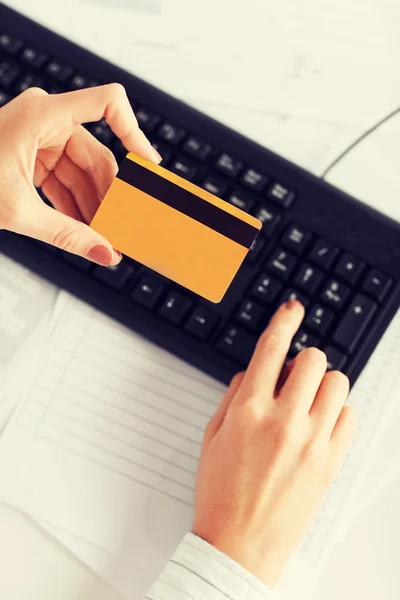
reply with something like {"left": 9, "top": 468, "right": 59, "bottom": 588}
{"left": 275, "top": 356, "right": 296, "bottom": 395}
{"left": 65, "top": 125, "right": 118, "bottom": 199}
{"left": 203, "top": 372, "right": 245, "bottom": 446}
{"left": 14, "top": 192, "right": 121, "bottom": 266}
{"left": 41, "top": 172, "right": 84, "bottom": 222}
{"left": 310, "top": 370, "right": 350, "bottom": 436}
{"left": 330, "top": 405, "right": 357, "bottom": 463}
{"left": 54, "top": 152, "right": 101, "bottom": 224}
{"left": 280, "top": 347, "right": 327, "bottom": 413}
{"left": 236, "top": 300, "right": 305, "bottom": 402}
{"left": 48, "top": 84, "right": 160, "bottom": 163}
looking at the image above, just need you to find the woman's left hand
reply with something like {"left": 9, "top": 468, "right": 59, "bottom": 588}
{"left": 0, "top": 84, "right": 161, "bottom": 266}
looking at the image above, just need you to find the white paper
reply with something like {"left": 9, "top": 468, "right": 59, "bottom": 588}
{"left": 0, "top": 253, "right": 59, "bottom": 430}
{"left": 0, "top": 293, "right": 399, "bottom": 599}
{"left": 0, "top": 502, "right": 126, "bottom": 600}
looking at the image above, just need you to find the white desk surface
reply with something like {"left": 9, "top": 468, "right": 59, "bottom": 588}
{"left": 2, "top": 1, "right": 400, "bottom": 598}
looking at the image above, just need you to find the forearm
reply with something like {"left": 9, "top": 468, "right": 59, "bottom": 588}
{"left": 144, "top": 533, "right": 277, "bottom": 600}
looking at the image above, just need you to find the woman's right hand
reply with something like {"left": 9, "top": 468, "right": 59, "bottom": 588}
{"left": 192, "top": 299, "right": 356, "bottom": 587}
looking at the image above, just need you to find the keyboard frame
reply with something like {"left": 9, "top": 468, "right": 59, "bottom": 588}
{"left": 1, "top": 3, "right": 400, "bottom": 386}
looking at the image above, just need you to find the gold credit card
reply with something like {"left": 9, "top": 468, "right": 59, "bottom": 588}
{"left": 90, "top": 152, "right": 262, "bottom": 303}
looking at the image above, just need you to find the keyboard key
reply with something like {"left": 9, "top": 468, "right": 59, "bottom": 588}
{"left": 184, "top": 306, "right": 219, "bottom": 341}
{"left": 324, "top": 346, "right": 347, "bottom": 371}
{"left": 281, "top": 224, "right": 311, "bottom": 254}
{"left": 279, "top": 288, "right": 309, "bottom": 308}
{"left": 308, "top": 238, "right": 339, "bottom": 270}
{"left": 61, "top": 252, "right": 91, "bottom": 271}
{"left": 253, "top": 205, "right": 281, "bottom": 237}
{"left": 69, "top": 73, "right": 97, "bottom": 90}
{"left": 215, "top": 325, "right": 257, "bottom": 365}
{"left": 362, "top": 268, "right": 392, "bottom": 302}
{"left": 14, "top": 73, "right": 44, "bottom": 94}
{"left": 0, "top": 32, "right": 23, "bottom": 54}
{"left": 21, "top": 46, "right": 48, "bottom": 69}
{"left": 332, "top": 294, "right": 377, "bottom": 353}
{"left": 94, "top": 261, "right": 135, "bottom": 291}
{"left": 266, "top": 248, "right": 297, "bottom": 281}
{"left": 158, "top": 291, "right": 193, "bottom": 325}
{"left": 290, "top": 330, "right": 320, "bottom": 355}
{"left": 200, "top": 175, "right": 228, "bottom": 198}
{"left": 135, "top": 106, "right": 161, "bottom": 131}
{"left": 266, "top": 182, "right": 295, "bottom": 209}
{"left": 334, "top": 253, "right": 364, "bottom": 284}
{"left": 321, "top": 278, "right": 350, "bottom": 310}
{"left": 156, "top": 121, "right": 186, "bottom": 146}
{"left": 0, "top": 90, "right": 11, "bottom": 107}
{"left": 88, "top": 118, "right": 114, "bottom": 146}
{"left": 240, "top": 167, "right": 268, "bottom": 192}
{"left": 169, "top": 157, "right": 197, "bottom": 181}
{"left": 305, "top": 304, "right": 334, "bottom": 335}
{"left": 246, "top": 237, "right": 266, "bottom": 264}
{"left": 215, "top": 153, "right": 243, "bottom": 178}
{"left": 228, "top": 191, "right": 255, "bottom": 213}
{"left": 250, "top": 273, "right": 281, "bottom": 304}
{"left": 45, "top": 59, "right": 74, "bottom": 82}
{"left": 235, "top": 299, "right": 265, "bottom": 331}
{"left": 131, "top": 275, "right": 165, "bottom": 310}
{"left": 0, "top": 58, "right": 20, "bottom": 90}
{"left": 294, "top": 263, "right": 324, "bottom": 294}
{"left": 183, "top": 136, "right": 212, "bottom": 161}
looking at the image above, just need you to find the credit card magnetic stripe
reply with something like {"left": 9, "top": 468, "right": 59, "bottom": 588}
{"left": 117, "top": 157, "right": 259, "bottom": 247}
{"left": 90, "top": 152, "right": 261, "bottom": 302}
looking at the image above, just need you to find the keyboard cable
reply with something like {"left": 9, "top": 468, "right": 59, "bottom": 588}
{"left": 321, "top": 106, "right": 400, "bottom": 179}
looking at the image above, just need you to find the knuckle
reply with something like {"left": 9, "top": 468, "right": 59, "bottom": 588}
{"left": 270, "top": 417, "right": 300, "bottom": 449}
{"left": 107, "top": 82, "right": 127, "bottom": 99}
{"left": 259, "top": 330, "right": 282, "bottom": 352}
{"left": 52, "top": 227, "right": 80, "bottom": 253}
{"left": 235, "top": 400, "right": 264, "bottom": 429}
{"left": 325, "top": 369, "right": 349, "bottom": 392}
{"left": 20, "top": 86, "right": 47, "bottom": 101}
{"left": 300, "top": 346, "right": 327, "bottom": 368}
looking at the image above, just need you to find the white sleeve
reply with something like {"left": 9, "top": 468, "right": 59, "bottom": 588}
{"left": 143, "top": 532, "right": 277, "bottom": 600}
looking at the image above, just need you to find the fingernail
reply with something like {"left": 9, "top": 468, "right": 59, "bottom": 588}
{"left": 86, "top": 245, "right": 113, "bottom": 266}
{"left": 286, "top": 298, "right": 300, "bottom": 310}
{"left": 150, "top": 145, "right": 162, "bottom": 164}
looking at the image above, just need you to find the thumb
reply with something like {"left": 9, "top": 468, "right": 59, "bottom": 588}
{"left": 21, "top": 200, "right": 121, "bottom": 266}
{"left": 203, "top": 372, "right": 245, "bottom": 448}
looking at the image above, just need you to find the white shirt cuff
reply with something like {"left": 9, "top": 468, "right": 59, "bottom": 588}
{"left": 145, "top": 532, "right": 277, "bottom": 600}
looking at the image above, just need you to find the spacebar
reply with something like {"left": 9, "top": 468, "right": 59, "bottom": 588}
{"left": 332, "top": 294, "right": 377, "bottom": 353}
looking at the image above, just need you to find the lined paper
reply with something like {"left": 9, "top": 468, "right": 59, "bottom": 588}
{"left": 0, "top": 292, "right": 400, "bottom": 600}
{"left": 16, "top": 301, "right": 222, "bottom": 508}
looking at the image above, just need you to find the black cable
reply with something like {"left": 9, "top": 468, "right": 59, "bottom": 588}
{"left": 321, "top": 106, "right": 400, "bottom": 179}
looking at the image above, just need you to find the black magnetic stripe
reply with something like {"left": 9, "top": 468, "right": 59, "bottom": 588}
{"left": 117, "top": 158, "right": 258, "bottom": 248}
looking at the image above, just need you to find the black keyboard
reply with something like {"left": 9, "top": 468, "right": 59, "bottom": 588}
{"left": 1, "top": 4, "right": 400, "bottom": 386}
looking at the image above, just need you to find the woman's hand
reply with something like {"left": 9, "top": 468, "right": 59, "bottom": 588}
{"left": 0, "top": 85, "right": 160, "bottom": 266}
{"left": 193, "top": 299, "right": 356, "bottom": 587}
